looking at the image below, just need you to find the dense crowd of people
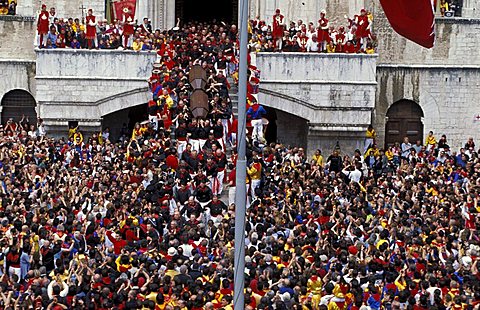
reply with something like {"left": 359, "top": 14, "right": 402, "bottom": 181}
{"left": 35, "top": 5, "right": 377, "bottom": 53}
{"left": 0, "top": 5, "right": 474, "bottom": 310}
{"left": 249, "top": 8, "right": 376, "bottom": 53}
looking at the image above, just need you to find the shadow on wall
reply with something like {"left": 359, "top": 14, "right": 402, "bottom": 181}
{"left": 102, "top": 103, "right": 148, "bottom": 142}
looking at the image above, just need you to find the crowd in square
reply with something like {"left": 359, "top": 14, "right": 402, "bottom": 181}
{"left": 0, "top": 4, "right": 471, "bottom": 310}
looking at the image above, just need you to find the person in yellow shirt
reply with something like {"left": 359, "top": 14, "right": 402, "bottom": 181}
{"left": 311, "top": 149, "right": 324, "bottom": 167}
{"left": 385, "top": 146, "right": 394, "bottom": 162}
{"left": 247, "top": 158, "right": 262, "bottom": 199}
{"left": 159, "top": 89, "right": 174, "bottom": 109}
{"left": 440, "top": 0, "right": 449, "bottom": 16}
{"left": 425, "top": 130, "right": 437, "bottom": 154}
{"left": 132, "top": 37, "right": 143, "bottom": 51}
{"left": 326, "top": 41, "right": 336, "bottom": 53}
{"left": 365, "top": 43, "right": 375, "bottom": 54}
{"left": 364, "top": 125, "right": 376, "bottom": 152}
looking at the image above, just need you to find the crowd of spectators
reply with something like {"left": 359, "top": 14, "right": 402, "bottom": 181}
{"left": 5, "top": 7, "right": 478, "bottom": 310}
{"left": 437, "top": 0, "right": 463, "bottom": 17}
{"left": 0, "top": 0, "right": 16, "bottom": 15}
{"left": 35, "top": 6, "right": 376, "bottom": 54}
{"left": 250, "top": 9, "right": 376, "bottom": 54}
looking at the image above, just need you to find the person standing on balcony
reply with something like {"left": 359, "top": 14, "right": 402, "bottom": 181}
{"left": 272, "top": 9, "right": 285, "bottom": 51}
{"left": 85, "top": 9, "right": 97, "bottom": 49}
{"left": 317, "top": 10, "right": 329, "bottom": 52}
{"left": 37, "top": 4, "right": 49, "bottom": 48}
{"left": 122, "top": 7, "right": 135, "bottom": 48}
{"left": 356, "top": 9, "right": 370, "bottom": 50}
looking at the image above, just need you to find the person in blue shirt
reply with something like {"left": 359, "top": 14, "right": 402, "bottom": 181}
{"left": 46, "top": 26, "right": 58, "bottom": 48}
{"left": 246, "top": 102, "right": 267, "bottom": 142}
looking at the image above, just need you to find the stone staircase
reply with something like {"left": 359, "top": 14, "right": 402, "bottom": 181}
{"left": 228, "top": 77, "right": 239, "bottom": 119}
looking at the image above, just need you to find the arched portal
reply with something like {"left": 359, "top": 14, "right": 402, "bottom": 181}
{"left": 1, "top": 90, "right": 37, "bottom": 125}
{"left": 102, "top": 103, "right": 148, "bottom": 142}
{"left": 265, "top": 107, "right": 308, "bottom": 148}
{"left": 385, "top": 99, "right": 424, "bottom": 146}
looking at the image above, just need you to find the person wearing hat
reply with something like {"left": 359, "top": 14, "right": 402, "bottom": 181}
{"left": 121, "top": 6, "right": 135, "bottom": 48}
{"left": 37, "top": 4, "right": 50, "bottom": 47}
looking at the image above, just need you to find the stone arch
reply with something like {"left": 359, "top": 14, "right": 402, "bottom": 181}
{"left": 385, "top": 99, "right": 424, "bottom": 146}
{"left": 96, "top": 87, "right": 151, "bottom": 117}
{"left": 258, "top": 88, "right": 312, "bottom": 122}
{"left": 0, "top": 89, "right": 37, "bottom": 125}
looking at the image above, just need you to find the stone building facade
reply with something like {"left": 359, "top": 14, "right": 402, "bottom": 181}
{"left": 1, "top": 0, "right": 480, "bottom": 153}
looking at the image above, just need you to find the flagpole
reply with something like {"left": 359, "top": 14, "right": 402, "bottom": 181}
{"left": 233, "top": 0, "right": 248, "bottom": 308}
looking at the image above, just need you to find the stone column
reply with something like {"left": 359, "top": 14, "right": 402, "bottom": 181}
{"left": 462, "top": 0, "right": 480, "bottom": 18}
{"left": 165, "top": 0, "right": 175, "bottom": 29}
{"left": 136, "top": 0, "right": 148, "bottom": 22}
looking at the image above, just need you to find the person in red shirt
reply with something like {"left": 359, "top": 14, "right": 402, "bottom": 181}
{"left": 106, "top": 230, "right": 127, "bottom": 255}
{"left": 37, "top": 4, "right": 49, "bottom": 47}
{"left": 122, "top": 8, "right": 135, "bottom": 48}
{"left": 317, "top": 10, "right": 330, "bottom": 52}
{"left": 272, "top": 9, "right": 285, "bottom": 51}
{"left": 85, "top": 9, "right": 97, "bottom": 49}
{"left": 355, "top": 9, "right": 370, "bottom": 50}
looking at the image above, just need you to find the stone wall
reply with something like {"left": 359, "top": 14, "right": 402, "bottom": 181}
{"left": 18, "top": 0, "right": 106, "bottom": 19}
{"left": 35, "top": 49, "right": 156, "bottom": 134}
{"left": 372, "top": 2, "right": 480, "bottom": 65}
{"left": 0, "top": 16, "right": 36, "bottom": 60}
{"left": 255, "top": 52, "right": 377, "bottom": 154}
{"left": 374, "top": 65, "right": 480, "bottom": 150}
{"left": 0, "top": 60, "right": 36, "bottom": 107}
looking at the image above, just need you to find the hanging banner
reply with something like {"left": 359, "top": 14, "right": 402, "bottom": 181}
{"left": 111, "top": 0, "right": 137, "bottom": 20}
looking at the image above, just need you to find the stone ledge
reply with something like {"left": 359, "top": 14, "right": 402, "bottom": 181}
{"left": 377, "top": 64, "right": 480, "bottom": 70}
{"left": 257, "top": 52, "right": 379, "bottom": 59}
{"left": 0, "top": 59, "right": 36, "bottom": 64}
{"left": 436, "top": 17, "right": 480, "bottom": 24}
{"left": 0, "top": 15, "right": 35, "bottom": 22}
{"left": 35, "top": 48, "right": 158, "bottom": 56}
{"left": 261, "top": 80, "right": 378, "bottom": 85}
{"left": 36, "top": 76, "right": 148, "bottom": 82}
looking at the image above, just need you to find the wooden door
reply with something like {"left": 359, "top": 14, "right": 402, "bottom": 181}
{"left": 385, "top": 100, "right": 424, "bottom": 147}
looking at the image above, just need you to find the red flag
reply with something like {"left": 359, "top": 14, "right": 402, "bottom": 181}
{"left": 380, "top": 0, "right": 435, "bottom": 48}
{"left": 111, "top": 0, "right": 137, "bottom": 20}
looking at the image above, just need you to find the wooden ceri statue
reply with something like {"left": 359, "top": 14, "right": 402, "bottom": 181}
{"left": 189, "top": 65, "right": 209, "bottom": 119}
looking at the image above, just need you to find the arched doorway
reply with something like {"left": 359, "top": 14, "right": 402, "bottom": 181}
{"left": 385, "top": 99, "right": 424, "bottom": 146}
{"left": 273, "top": 108, "right": 308, "bottom": 148}
{"left": 1, "top": 90, "right": 37, "bottom": 125}
{"left": 175, "top": 0, "right": 238, "bottom": 23}
{"left": 102, "top": 103, "right": 148, "bottom": 142}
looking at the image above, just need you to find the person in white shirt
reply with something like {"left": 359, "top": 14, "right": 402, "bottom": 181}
{"left": 306, "top": 34, "right": 320, "bottom": 52}
{"left": 342, "top": 163, "right": 362, "bottom": 183}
